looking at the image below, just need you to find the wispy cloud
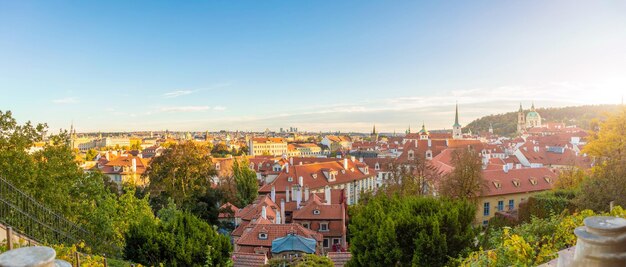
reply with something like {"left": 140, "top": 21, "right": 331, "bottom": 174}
{"left": 162, "top": 90, "right": 194, "bottom": 98}
{"left": 52, "top": 97, "right": 79, "bottom": 104}
{"left": 160, "top": 106, "right": 211, "bottom": 112}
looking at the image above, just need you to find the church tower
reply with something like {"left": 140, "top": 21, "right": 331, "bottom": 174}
{"left": 517, "top": 104, "right": 526, "bottom": 133}
{"left": 371, "top": 125, "right": 379, "bottom": 142}
{"left": 452, "top": 103, "right": 462, "bottom": 139}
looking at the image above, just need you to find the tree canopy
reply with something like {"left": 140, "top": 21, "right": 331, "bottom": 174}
{"left": 124, "top": 203, "right": 232, "bottom": 266}
{"left": 232, "top": 157, "right": 258, "bottom": 207}
{"left": 438, "top": 148, "right": 486, "bottom": 204}
{"left": 576, "top": 107, "right": 626, "bottom": 211}
{"left": 347, "top": 194, "right": 476, "bottom": 267}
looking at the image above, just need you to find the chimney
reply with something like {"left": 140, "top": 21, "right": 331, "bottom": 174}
{"left": 289, "top": 157, "right": 293, "bottom": 165}
{"left": 325, "top": 185, "right": 331, "bottom": 205}
{"left": 534, "top": 146, "right": 539, "bottom": 152}
{"left": 298, "top": 176, "right": 303, "bottom": 187}
{"left": 304, "top": 186, "right": 309, "bottom": 202}
{"left": 359, "top": 157, "right": 364, "bottom": 162}
{"left": 350, "top": 156, "right": 355, "bottom": 162}
{"left": 261, "top": 206, "right": 267, "bottom": 220}
{"left": 296, "top": 187, "right": 302, "bottom": 209}
{"left": 428, "top": 139, "right": 432, "bottom": 147}
{"left": 131, "top": 158, "right": 137, "bottom": 173}
{"left": 271, "top": 186, "right": 276, "bottom": 203}
{"left": 285, "top": 186, "right": 290, "bottom": 202}
{"left": 275, "top": 212, "right": 281, "bottom": 224}
{"left": 291, "top": 186, "right": 296, "bottom": 202}
{"left": 503, "top": 164, "right": 509, "bottom": 173}
{"left": 343, "top": 158, "right": 348, "bottom": 169}
{"left": 280, "top": 199, "right": 286, "bottom": 224}
{"left": 285, "top": 163, "right": 289, "bottom": 173}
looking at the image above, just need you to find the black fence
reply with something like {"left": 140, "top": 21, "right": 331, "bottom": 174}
{"left": 0, "top": 176, "right": 90, "bottom": 246}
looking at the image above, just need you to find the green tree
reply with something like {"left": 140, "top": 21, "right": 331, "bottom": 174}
{"left": 232, "top": 158, "right": 258, "bottom": 207}
{"left": 439, "top": 148, "right": 486, "bottom": 204}
{"left": 146, "top": 141, "right": 217, "bottom": 209}
{"left": 347, "top": 194, "right": 476, "bottom": 267}
{"left": 380, "top": 154, "right": 442, "bottom": 197}
{"left": 124, "top": 206, "right": 232, "bottom": 266}
{"left": 211, "top": 143, "right": 230, "bottom": 156}
{"left": 576, "top": 107, "right": 626, "bottom": 211}
{"left": 85, "top": 148, "right": 98, "bottom": 161}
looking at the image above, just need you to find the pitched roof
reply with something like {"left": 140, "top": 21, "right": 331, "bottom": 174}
{"left": 258, "top": 159, "right": 374, "bottom": 193}
{"left": 328, "top": 252, "right": 352, "bottom": 267}
{"left": 236, "top": 223, "right": 322, "bottom": 249}
{"left": 232, "top": 252, "right": 268, "bottom": 267}
{"left": 292, "top": 195, "right": 343, "bottom": 221}
{"left": 482, "top": 167, "right": 557, "bottom": 197}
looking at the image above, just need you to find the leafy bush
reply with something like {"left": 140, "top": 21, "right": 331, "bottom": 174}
{"left": 460, "top": 206, "right": 626, "bottom": 266}
{"left": 518, "top": 190, "right": 577, "bottom": 222}
{"left": 347, "top": 194, "right": 476, "bottom": 267}
{"left": 124, "top": 206, "right": 232, "bottom": 267}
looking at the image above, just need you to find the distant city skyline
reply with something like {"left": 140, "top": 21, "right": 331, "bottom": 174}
{"left": 1, "top": 1, "right": 625, "bottom": 132}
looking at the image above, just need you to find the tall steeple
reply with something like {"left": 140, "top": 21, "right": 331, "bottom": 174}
{"left": 452, "top": 103, "right": 462, "bottom": 139}
{"left": 453, "top": 102, "right": 461, "bottom": 128}
{"left": 371, "top": 124, "right": 378, "bottom": 142}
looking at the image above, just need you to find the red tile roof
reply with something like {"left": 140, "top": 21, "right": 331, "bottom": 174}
{"left": 482, "top": 167, "right": 557, "bottom": 197}
{"left": 232, "top": 252, "right": 268, "bottom": 267}
{"left": 236, "top": 223, "right": 322, "bottom": 251}
{"left": 328, "top": 252, "right": 352, "bottom": 267}
{"left": 258, "top": 160, "right": 375, "bottom": 193}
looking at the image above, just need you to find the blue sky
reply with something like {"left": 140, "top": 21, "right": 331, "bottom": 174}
{"left": 1, "top": 1, "right": 625, "bottom": 133}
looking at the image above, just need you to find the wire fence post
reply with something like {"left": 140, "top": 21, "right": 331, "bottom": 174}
{"left": 6, "top": 226, "right": 13, "bottom": 250}
{"left": 74, "top": 251, "right": 80, "bottom": 267}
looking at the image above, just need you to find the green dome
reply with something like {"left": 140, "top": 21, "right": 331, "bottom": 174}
{"left": 526, "top": 111, "right": 540, "bottom": 119}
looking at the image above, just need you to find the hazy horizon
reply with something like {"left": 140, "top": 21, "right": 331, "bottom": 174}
{"left": 2, "top": 1, "right": 625, "bottom": 132}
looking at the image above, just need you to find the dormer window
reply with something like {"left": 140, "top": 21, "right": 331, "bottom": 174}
{"left": 374, "top": 163, "right": 380, "bottom": 170}
{"left": 313, "top": 209, "right": 321, "bottom": 215}
{"left": 341, "top": 169, "right": 345, "bottom": 174}
{"left": 408, "top": 150, "right": 415, "bottom": 160}
{"left": 512, "top": 180, "right": 520, "bottom": 187}
{"left": 258, "top": 233, "right": 268, "bottom": 240}
{"left": 215, "top": 163, "right": 221, "bottom": 170}
{"left": 544, "top": 176, "right": 552, "bottom": 183}
{"left": 302, "top": 222, "right": 310, "bottom": 229}
{"left": 288, "top": 177, "right": 293, "bottom": 182}
{"left": 312, "top": 174, "right": 317, "bottom": 179}
{"left": 529, "top": 178, "right": 538, "bottom": 185}
{"left": 492, "top": 181, "right": 502, "bottom": 189}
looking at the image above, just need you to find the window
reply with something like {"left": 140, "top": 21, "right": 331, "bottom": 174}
{"left": 483, "top": 202, "right": 490, "bottom": 216}
{"left": 301, "top": 222, "right": 310, "bottom": 229}
{"left": 497, "top": 200, "right": 504, "bottom": 211}
{"left": 482, "top": 220, "right": 488, "bottom": 226}
{"left": 313, "top": 209, "right": 320, "bottom": 215}
{"left": 508, "top": 199, "right": 515, "bottom": 210}
{"left": 375, "top": 163, "right": 380, "bottom": 170}
{"left": 332, "top": 238, "right": 341, "bottom": 245}
{"left": 320, "top": 223, "right": 329, "bottom": 231}
{"left": 258, "top": 233, "right": 268, "bottom": 240}
{"left": 288, "top": 177, "right": 293, "bottom": 182}
{"left": 323, "top": 238, "right": 330, "bottom": 248}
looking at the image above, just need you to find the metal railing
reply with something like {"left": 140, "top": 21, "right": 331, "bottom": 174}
{"left": 0, "top": 176, "right": 90, "bottom": 247}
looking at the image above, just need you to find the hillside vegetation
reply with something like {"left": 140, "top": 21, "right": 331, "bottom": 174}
{"left": 464, "top": 104, "right": 622, "bottom": 136}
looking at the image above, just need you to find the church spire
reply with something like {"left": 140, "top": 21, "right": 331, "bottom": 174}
{"left": 519, "top": 103, "right": 523, "bottom": 112}
{"left": 372, "top": 124, "right": 376, "bottom": 135}
{"left": 531, "top": 102, "right": 535, "bottom": 110}
{"left": 453, "top": 102, "right": 461, "bottom": 127}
